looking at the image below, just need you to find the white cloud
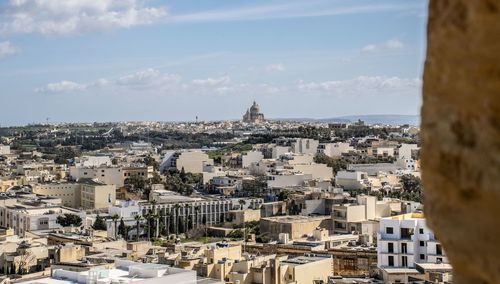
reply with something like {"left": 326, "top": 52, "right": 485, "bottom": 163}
{"left": 384, "top": 39, "right": 404, "bottom": 49}
{"left": 265, "top": 63, "right": 285, "bottom": 73}
{"left": 192, "top": 76, "right": 231, "bottom": 87}
{"left": 116, "top": 68, "right": 181, "bottom": 88}
{"left": 0, "top": 0, "right": 167, "bottom": 36}
{"left": 362, "top": 38, "right": 404, "bottom": 53}
{"left": 297, "top": 76, "right": 421, "bottom": 97}
{"left": 35, "top": 80, "right": 87, "bottom": 93}
{"left": 36, "top": 69, "right": 420, "bottom": 100}
{"left": 0, "top": 41, "right": 18, "bottom": 59}
{"left": 361, "top": 44, "right": 376, "bottom": 52}
{"left": 171, "top": 2, "right": 424, "bottom": 24}
{"left": 36, "top": 68, "right": 182, "bottom": 93}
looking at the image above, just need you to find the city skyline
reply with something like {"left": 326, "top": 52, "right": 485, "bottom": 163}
{"left": 0, "top": 0, "right": 427, "bottom": 126}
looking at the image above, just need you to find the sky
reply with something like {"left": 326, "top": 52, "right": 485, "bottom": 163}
{"left": 0, "top": 0, "right": 428, "bottom": 126}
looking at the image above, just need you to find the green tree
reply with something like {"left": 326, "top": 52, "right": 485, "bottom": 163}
{"left": 400, "top": 174, "right": 422, "bottom": 193}
{"left": 92, "top": 215, "right": 107, "bottom": 230}
{"left": 57, "top": 214, "right": 82, "bottom": 227}
{"left": 118, "top": 218, "right": 127, "bottom": 239}
{"left": 238, "top": 199, "right": 246, "bottom": 209}
{"left": 314, "top": 153, "right": 348, "bottom": 175}
{"left": 134, "top": 215, "right": 143, "bottom": 241}
{"left": 180, "top": 167, "right": 187, "bottom": 182}
{"left": 111, "top": 214, "right": 119, "bottom": 239}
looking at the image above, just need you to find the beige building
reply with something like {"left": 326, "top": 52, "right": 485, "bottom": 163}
{"left": 0, "top": 178, "right": 19, "bottom": 192}
{"left": 80, "top": 181, "right": 116, "bottom": 209}
{"left": 260, "top": 215, "right": 332, "bottom": 240}
{"left": 279, "top": 255, "right": 333, "bottom": 284}
{"left": 34, "top": 180, "right": 115, "bottom": 209}
{"left": 34, "top": 183, "right": 81, "bottom": 208}
{"left": 228, "top": 209, "right": 261, "bottom": 225}
{"left": 332, "top": 195, "right": 391, "bottom": 234}
{"left": 291, "top": 163, "right": 333, "bottom": 181}
{"left": 122, "top": 165, "right": 154, "bottom": 180}
{"left": 162, "top": 150, "right": 214, "bottom": 174}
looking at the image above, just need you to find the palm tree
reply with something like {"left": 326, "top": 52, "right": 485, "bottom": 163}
{"left": 238, "top": 199, "right": 246, "bottom": 210}
{"left": 111, "top": 214, "right": 119, "bottom": 239}
{"left": 145, "top": 211, "right": 154, "bottom": 240}
{"left": 134, "top": 215, "right": 143, "bottom": 241}
{"left": 150, "top": 200, "right": 159, "bottom": 238}
{"left": 194, "top": 205, "right": 201, "bottom": 229}
{"left": 174, "top": 204, "right": 181, "bottom": 236}
{"left": 184, "top": 204, "right": 191, "bottom": 232}
{"left": 164, "top": 210, "right": 170, "bottom": 237}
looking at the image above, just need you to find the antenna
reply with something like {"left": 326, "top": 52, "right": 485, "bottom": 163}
{"left": 196, "top": 116, "right": 198, "bottom": 123}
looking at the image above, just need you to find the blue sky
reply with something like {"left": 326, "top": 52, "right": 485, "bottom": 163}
{"left": 0, "top": 0, "right": 427, "bottom": 125}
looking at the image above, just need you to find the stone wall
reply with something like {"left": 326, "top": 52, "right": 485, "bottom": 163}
{"left": 422, "top": 1, "right": 500, "bottom": 283}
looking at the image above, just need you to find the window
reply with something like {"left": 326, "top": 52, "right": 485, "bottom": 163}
{"left": 388, "top": 242, "right": 394, "bottom": 253}
{"left": 437, "top": 257, "right": 443, "bottom": 263}
{"left": 419, "top": 228, "right": 424, "bottom": 234}
{"left": 401, "top": 243, "right": 407, "bottom": 254}
{"left": 402, "top": 256, "right": 408, "bottom": 267}
{"left": 436, "top": 244, "right": 443, "bottom": 255}
{"left": 388, "top": 256, "right": 394, "bottom": 267}
{"left": 420, "top": 241, "right": 425, "bottom": 247}
{"left": 401, "top": 228, "right": 413, "bottom": 239}
{"left": 420, "top": 254, "right": 425, "bottom": 260}
{"left": 386, "top": 227, "right": 394, "bottom": 234}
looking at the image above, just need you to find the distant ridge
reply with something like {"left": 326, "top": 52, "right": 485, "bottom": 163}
{"left": 272, "top": 114, "right": 420, "bottom": 126}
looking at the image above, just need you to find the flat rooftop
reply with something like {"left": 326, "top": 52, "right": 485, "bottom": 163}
{"left": 281, "top": 255, "right": 331, "bottom": 266}
{"left": 261, "top": 215, "right": 330, "bottom": 223}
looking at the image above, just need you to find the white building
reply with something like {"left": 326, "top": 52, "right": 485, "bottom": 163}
{"left": 317, "top": 142, "right": 354, "bottom": 157}
{"left": 23, "top": 261, "right": 199, "bottom": 284}
{"left": 291, "top": 163, "right": 333, "bottom": 181}
{"left": 267, "top": 173, "right": 312, "bottom": 189}
{"left": 0, "top": 198, "right": 86, "bottom": 237}
{"left": 331, "top": 195, "right": 391, "bottom": 235}
{"left": 241, "top": 151, "right": 264, "bottom": 168}
{"left": 0, "top": 145, "right": 10, "bottom": 155}
{"left": 69, "top": 165, "right": 123, "bottom": 187}
{"left": 75, "top": 156, "right": 112, "bottom": 167}
{"left": 160, "top": 150, "right": 213, "bottom": 174}
{"left": 109, "top": 200, "right": 141, "bottom": 218}
{"left": 335, "top": 171, "right": 368, "bottom": 190}
{"left": 377, "top": 213, "right": 449, "bottom": 270}
{"left": 291, "top": 138, "right": 319, "bottom": 155}
{"left": 144, "top": 190, "right": 233, "bottom": 234}
{"left": 272, "top": 146, "right": 290, "bottom": 159}
{"left": 395, "top": 158, "right": 418, "bottom": 171}
{"left": 397, "top": 143, "right": 419, "bottom": 160}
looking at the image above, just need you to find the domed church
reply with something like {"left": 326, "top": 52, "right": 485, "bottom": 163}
{"left": 242, "top": 101, "right": 265, "bottom": 123}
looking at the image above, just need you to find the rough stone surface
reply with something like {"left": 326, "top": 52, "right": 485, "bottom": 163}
{"left": 422, "top": 1, "right": 500, "bottom": 283}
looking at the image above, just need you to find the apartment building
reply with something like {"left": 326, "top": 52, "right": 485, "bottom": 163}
{"left": 0, "top": 145, "right": 10, "bottom": 155}
{"left": 317, "top": 142, "right": 355, "bottom": 157}
{"left": 377, "top": 213, "right": 449, "bottom": 270}
{"left": 33, "top": 179, "right": 116, "bottom": 209}
{"left": 335, "top": 171, "right": 368, "bottom": 190}
{"left": 122, "top": 164, "right": 154, "bottom": 180}
{"left": 22, "top": 261, "right": 198, "bottom": 284}
{"left": 331, "top": 195, "right": 391, "bottom": 235}
{"left": 69, "top": 165, "right": 123, "bottom": 187}
{"left": 0, "top": 198, "right": 86, "bottom": 236}
{"left": 241, "top": 150, "right": 264, "bottom": 168}
{"left": 144, "top": 190, "right": 233, "bottom": 232}
{"left": 160, "top": 150, "right": 214, "bottom": 174}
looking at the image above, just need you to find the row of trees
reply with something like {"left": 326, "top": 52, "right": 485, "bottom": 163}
{"left": 92, "top": 201, "right": 223, "bottom": 241}
{"left": 349, "top": 174, "right": 424, "bottom": 203}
